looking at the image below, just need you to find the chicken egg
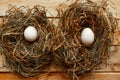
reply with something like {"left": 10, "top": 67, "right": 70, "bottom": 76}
{"left": 24, "top": 26, "right": 38, "bottom": 42}
{"left": 81, "top": 28, "right": 94, "bottom": 45}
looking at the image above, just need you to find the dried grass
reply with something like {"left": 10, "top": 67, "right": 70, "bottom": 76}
{"left": 0, "top": 5, "right": 53, "bottom": 77}
{"left": 53, "top": 0, "right": 117, "bottom": 80}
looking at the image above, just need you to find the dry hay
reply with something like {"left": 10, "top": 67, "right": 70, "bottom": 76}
{"left": 0, "top": 5, "right": 53, "bottom": 77}
{"left": 53, "top": 0, "right": 117, "bottom": 80}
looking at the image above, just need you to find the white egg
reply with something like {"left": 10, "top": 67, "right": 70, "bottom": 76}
{"left": 24, "top": 26, "right": 38, "bottom": 42}
{"left": 81, "top": 28, "right": 94, "bottom": 45}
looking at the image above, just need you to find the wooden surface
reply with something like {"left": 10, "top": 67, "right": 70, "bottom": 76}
{"left": 0, "top": 72, "right": 120, "bottom": 80}
{"left": 0, "top": 0, "right": 120, "bottom": 80}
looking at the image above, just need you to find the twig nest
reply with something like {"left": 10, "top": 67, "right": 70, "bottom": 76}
{"left": 54, "top": 1, "right": 117, "bottom": 79}
{"left": 0, "top": 5, "right": 52, "bottom": 77}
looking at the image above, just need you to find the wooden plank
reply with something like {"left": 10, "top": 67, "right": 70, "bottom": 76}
{"left": 1, "top": 40, "right": 119, "bottom": 72}
{"left": 0, "top": 0, "right": 120, "bottom": 18}
{"left": 114, "top": 31, "right": 120, "bottom": 45}
{"left": 0, "top": 72, "right": 120, "bottom": 80}
{"left": 0, "top": 72, "right": 69, "bottom": 80}
{"left": 95, "top": 46, "right": 120, "bottom": 71}
{"left": 84, "top": 72, "right": 120, "bottom": 80}
{"left": 0, "top": 18, "right": 2, "bottom": 26}
{"left": 0, "top": 17, "right": 120, "bottom": 72}
{"left": 0, "top": 0, "right": 77, "bottom": 16}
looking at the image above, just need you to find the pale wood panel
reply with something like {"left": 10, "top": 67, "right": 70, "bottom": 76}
{"left": 0, "top": 0, "right": 120, "bottom": 18}
{"left": 0, "top": 0, "right": 77, "bottom": 17}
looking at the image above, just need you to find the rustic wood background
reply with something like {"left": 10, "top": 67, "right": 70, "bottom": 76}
{"left": 0, "top": 0, "right": 120, "bottom": 80}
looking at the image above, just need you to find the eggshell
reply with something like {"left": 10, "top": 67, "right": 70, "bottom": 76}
{"left": 24, "top": 26, "right": 38, "bottom": 42}
{"left": 81, "top": 28, "right": 94, "bottom": 45}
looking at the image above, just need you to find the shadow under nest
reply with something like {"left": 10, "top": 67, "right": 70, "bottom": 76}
{"left": 0, "top": 5, "right": 54, "bottom": 77}
{"left": 53, "top": 1, "right": 117, "bottom": 80}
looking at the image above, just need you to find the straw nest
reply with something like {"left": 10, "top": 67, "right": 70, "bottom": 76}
{"left": 53, "top": 1, "right": 117, "bottom": 80}
{"left": 0, "top": 5, "right": 53, "bottom": 77}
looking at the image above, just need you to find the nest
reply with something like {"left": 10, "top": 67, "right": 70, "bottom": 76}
{"left": 54, "top": 1, "right": 117, "bottom": 80}
{"left": 0, "top": 5, "right": 53, "bottom": 77}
